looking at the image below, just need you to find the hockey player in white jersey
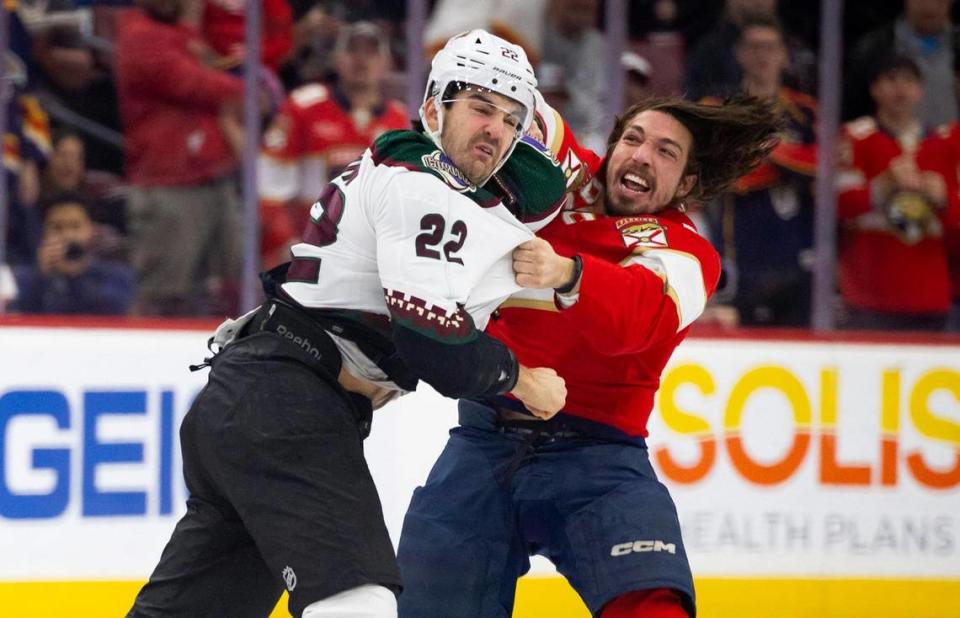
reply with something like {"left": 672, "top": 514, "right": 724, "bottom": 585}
{"left": 128, "top": 29, "right": 568, "bottom": 618}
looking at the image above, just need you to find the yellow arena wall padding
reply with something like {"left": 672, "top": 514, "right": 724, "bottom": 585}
{"left": 1, "top": 577, "right": 959, "bottom": 617}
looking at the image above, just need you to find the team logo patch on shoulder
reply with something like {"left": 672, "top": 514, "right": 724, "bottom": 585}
{"left": 519, "top": 135, "right": 561, "bottom": 165}
{"left": 421, "top": 150, "right": 474, "bottom": 192}
{"left": 616, "top": 216, "right": 668, "bottom": 249}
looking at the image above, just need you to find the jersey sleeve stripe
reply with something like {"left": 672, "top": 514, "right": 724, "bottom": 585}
{"left": 624, "top": 249, "right": 707, "bottom": 330}
{"left": 500, "top": 287, "right": 559, "bottom": 312}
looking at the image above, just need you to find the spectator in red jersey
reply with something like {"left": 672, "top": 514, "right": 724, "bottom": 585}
{"left": 836, "top": 54, "right": 959, "bottom": 331}
{"left": 258, "top": 20, "right": 408, "bottom": 267}
{"left": 397, "top": 95, "right": 781, "bottom": 618}
{"left": 202, "top": 0, "right": 294, "bottom": 73}
{"left": 115, "top": 0, "right": 246, "bottom": 316}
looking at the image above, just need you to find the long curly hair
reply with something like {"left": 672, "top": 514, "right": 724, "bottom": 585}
{"left": 601, "top": 96, "right": 784, "bottom": 205}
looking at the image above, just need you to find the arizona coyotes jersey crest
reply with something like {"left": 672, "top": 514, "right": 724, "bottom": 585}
{"left": 281, "top": 130, "right": 565, "bottom": 389}
{"left": 492, "top": 207, "right": 720, "bottom": 437}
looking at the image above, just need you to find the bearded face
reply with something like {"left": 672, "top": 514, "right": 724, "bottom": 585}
{"left": 603, "top": 110, "right": 696, "bottom": 216}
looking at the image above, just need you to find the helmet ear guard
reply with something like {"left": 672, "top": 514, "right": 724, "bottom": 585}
{"left": 419, "top": 29, "right": 539, "bottom": 186}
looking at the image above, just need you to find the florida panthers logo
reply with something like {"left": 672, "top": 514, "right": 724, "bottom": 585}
{"left": 616, "top": 218, "right": 668, "bottom": 249}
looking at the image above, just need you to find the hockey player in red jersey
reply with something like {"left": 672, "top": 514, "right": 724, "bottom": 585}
{"left": 397, "top": 96, "right": 783, "bottom": 618}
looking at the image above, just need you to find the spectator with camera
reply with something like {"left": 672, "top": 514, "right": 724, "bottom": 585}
{"left": 836, "top": 54, "right": 958, "bottom": 331}
{"left": 12, "top": 194, "right": 133, "bottom": 315}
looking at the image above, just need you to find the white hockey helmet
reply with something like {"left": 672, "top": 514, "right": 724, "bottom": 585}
{"left": 419, "top": 30, "right": 538, "bottom": 181}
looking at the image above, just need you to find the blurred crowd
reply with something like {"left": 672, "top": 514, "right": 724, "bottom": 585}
{"left": 1, "top": 0, "right": 959, "bottom": 334}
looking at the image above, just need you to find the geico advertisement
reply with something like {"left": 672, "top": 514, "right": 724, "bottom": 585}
{"left": 0, "top": 327, "right": 209, "bottom": 579}
{"left": 0, "top": 326, "right": 456, "bottom": 581}
{"left": 648, "top": 339, "right": 960, "bottom": 578}
{"left": 1, "top": 327, "right": 958, "bottom": 581}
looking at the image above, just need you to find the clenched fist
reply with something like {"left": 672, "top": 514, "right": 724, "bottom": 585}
{"left": 510, "top": 365, "right": 566, "bottom": 419}
{"left": 513, "top": 237, "right": 576, "bottom": 289}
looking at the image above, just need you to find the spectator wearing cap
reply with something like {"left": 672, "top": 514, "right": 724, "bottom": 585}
{"left": 836, "top": 54, "right": 959, "bottom": 331}
{"left": 621, "top": 51, "right": 652, "bottom": 107}
{"left": 702, "top": 16, "right": 818, "bottom": 327}
{"left": 258, "top": 21, "right": 408, "bottom": 267}
{"left": 12, "top": 193, "right": 133, "bottom": 315}
{"left": 282, "top": 0, "right": 406, "bottom": 90}
{"left": 421, "top": 0, "right": 609, "bottom": 141}
{"left": 115, "top": 0, "right": 246, "bottom": 316}
{"left": 845, "top": 0, "right": 960, "bottom": 127}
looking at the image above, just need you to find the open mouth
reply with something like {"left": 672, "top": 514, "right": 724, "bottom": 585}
{"left": 620, "top": 172, "right": 651, "bottom": 194}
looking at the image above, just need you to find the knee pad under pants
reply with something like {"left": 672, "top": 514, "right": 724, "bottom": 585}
{"left": 300, "top": 584, "right": 397, "bottom": 618}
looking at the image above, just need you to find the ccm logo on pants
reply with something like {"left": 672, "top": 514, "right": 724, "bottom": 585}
{"left": 610, "top": 540, "right": 677, "bottom": 557}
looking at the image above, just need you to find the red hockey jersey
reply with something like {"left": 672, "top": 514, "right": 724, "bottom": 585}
{"left": 202, "top": 0, "right": 293, "bottom": 71}
{"left": 491, "top": 106, "right": 721, "bottom": 436}
{"left": 258, "top": 83, "right": 409, "bottom": 259}
{"left": 491, "top": 208, "right": 721, "bottom": 437}
{"left": 836, "top": 116, "right": 959, "bottom": 314}
{"left": 260, "top": 83, "right": 409, "bottom": 208}
{"left": 934, "top": 121, "right": 960, "bottom": 302}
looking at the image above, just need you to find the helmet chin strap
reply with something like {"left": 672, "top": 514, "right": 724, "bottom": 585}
{"left": 420, "top": 97, "right": 445, "bottom": 151}
{"left": 420, "top": 96, "right": 521, "bottom": 188}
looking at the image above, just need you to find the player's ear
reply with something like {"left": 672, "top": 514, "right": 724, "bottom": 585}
{"left": 423, "top": 96, "right": 440, "bottom": 132}
{"left": 677, "top": 174, "right": 697, "bottom": 200}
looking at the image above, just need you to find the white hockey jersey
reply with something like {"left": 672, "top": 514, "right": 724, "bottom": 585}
{"left": 279, "top": 130, "right": 566, "bottom": 392}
